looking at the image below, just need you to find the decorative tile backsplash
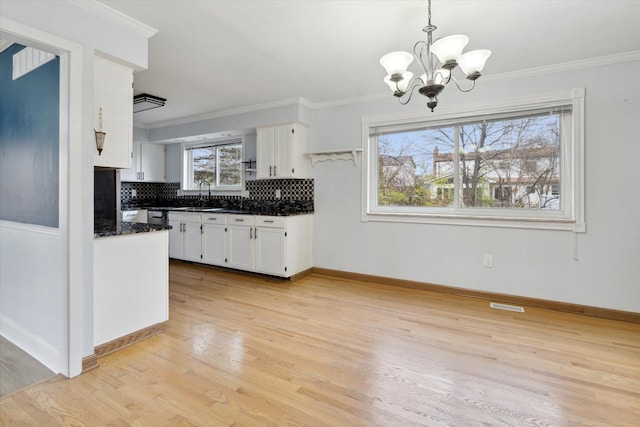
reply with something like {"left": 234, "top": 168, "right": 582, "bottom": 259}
{"left": 121, "top": 182, "right": 179, "bottom": 199}
{"left": 247, "top": 178, "right": 314, "bottom": 200}
{"left": 121, "top": 179, "right": 314, "bottom": 214}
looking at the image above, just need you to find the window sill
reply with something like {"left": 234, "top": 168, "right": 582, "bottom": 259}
{"left": 363, "top": 211, "right": 585, "bottom": 232}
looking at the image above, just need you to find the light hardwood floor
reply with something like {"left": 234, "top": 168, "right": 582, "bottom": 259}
{"left": 1, "top": 260, "right": 639, "bottom": 426}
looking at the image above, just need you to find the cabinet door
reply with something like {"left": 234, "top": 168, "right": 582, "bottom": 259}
{"left": 202, "top": 223, "right": 226, "bottom": 265}
{"left": 226, "top": 224, "right": 254, "bottom": 270}
{"left": 119, "top": 142, "right": 139, "bottom": 181}
{"left": 256, "top": 127, "right": 274, "bottom": 178}
{"left": 94, "top": 56, "right": 133, "bottom": 168}
{"left": 168, "top": 219, "right": 184, "bottom": 259}
{"left": 273, "top": 125, "right": 294, "bottom": 178}
{"left": 140, "top": 143, "right": 165, "bottom": 182}
{"left": 183, "top": 221, "right": 202, "bottom": 261}
{"left": 255, "top": 226, "right": 286, "bottom": 275}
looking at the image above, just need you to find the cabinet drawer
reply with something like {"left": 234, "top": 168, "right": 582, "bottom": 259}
{"left": 168, "top": 212, "right": 201, "bottom": 222}
{"left": 256, "top": 216, "right": 286, "bottom": 228}
{"left": 227, "top": 214, "right": 255, "bottom": 226}
{"left": 202, "top": 214, "right": 226, "bottom": 225}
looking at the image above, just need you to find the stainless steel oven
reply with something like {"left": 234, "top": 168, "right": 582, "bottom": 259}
{"left": 147, "top": 210, "right": 168, "bottom": 225}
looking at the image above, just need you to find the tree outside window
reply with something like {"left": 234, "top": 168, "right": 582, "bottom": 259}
{"left": 375, "top": 112, "right": 563, "bottom": 211}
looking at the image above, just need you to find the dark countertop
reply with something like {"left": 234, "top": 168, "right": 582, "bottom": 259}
{"left": 95, "top": 220, "right": 172, "bottom": 238}
{"left": 146, "top": 207, "right": 313, "bottom": 216}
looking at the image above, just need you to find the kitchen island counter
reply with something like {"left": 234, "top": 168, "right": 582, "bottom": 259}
{"left": 94, "top": 220, "right": 171, "bottom": 238}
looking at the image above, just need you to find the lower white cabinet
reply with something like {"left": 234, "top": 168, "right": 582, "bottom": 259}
{"left": 202, "top": 214, "right": 226, "bottom": 265}
{"left": 226, "top": 215, "right": 255, "bottom": 271}
{"left": 254, "top": 217, "right": 287, "bottom": 275}
{"left": 168, "top": 212, "right": 313, "bottom": 278}
{"left": 168, "top": 213, "right": 202, "bottom": 261}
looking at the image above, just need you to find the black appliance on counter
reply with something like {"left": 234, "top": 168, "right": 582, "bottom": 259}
{"left": 94, "top": 167, "right": 121, "bottom": 225}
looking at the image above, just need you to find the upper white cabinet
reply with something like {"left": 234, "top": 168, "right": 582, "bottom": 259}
{"left": 120, "top": 142, "right": 166, "bottom": 182}
{"left": 93, "top": 56, "right": 133, "bottom": 168}
{"left": 256, "top": 123, "right": 307, "bottom": 179}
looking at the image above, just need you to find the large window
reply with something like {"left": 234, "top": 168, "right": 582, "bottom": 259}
{"left": 363, "top": 89, "right": 585, "bottom": 231}
{"left": 184, "top": 138, "right": 243, "bottom": 191}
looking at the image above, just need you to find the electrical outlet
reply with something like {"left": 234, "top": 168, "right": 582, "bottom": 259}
{"left": 483, "top": 254, "right": 493, "bottom": 268}
{"left": 275, "top": 189, "right": 281, "bottom": 199}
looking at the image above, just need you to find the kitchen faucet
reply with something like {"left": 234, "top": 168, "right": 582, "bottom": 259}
{"left": 199, "top": 180, "right": 211, "bottom": 201}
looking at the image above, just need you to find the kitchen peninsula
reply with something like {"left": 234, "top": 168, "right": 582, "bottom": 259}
{"left": 93, "top": 221, "right": 171, "bottom": 353}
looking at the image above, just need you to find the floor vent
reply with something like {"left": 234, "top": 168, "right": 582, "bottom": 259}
{"left": 490, "top": 302, "right": 525, "bottom": 313}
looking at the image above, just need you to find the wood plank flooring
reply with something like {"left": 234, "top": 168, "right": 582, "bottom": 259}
{"left": 1, "top": 260, "right": 639, "bottom": 426}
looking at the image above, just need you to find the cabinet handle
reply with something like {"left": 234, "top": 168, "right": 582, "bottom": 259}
{"left": 269, "top": 165, "right": 273, "bottom": 176}
{"left": 208, "top": 217, "right": 217, "bottom": 221}
{"left": 254, "top": 227, "right": 257, "bottom": 238}
{"left": 234, "top": 218, "right": 244, "bottom": 222}
{"left": 263, "top": 220, "right": 274, "bottom": 223}
{"left": 274, "top": 165, "right": 277, "bottom": 176}
{"left": 249, "top": 228, "right": 253, "bottom": 239}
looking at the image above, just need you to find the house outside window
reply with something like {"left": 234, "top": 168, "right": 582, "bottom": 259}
{"left": 362, "top": 89, "right": 585, "bottom": 231}
{"left": 183, "top": 137, "right": 243, "bottom": 191}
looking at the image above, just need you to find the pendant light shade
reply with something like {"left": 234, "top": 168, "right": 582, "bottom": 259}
{"left": 379, "top": 51, "right": 414, "bottom": 77}
{"left": 458, "top": 50, "right": 492, "bottom": 77}
{"left": 385, "top": 72, "right": 414, "bottom": 93}
{"left": 430, "top": 35, "right": 469, "bottom": 64}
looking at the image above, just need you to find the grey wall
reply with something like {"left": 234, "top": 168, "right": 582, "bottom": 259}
{"left": 0, "top": 44, "right": 59, "bottom": 227}
{"left": 307, "top": 60, "right": 640, "bottom": 313}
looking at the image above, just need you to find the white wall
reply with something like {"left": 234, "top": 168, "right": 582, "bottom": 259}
{"left": 0, "top": 1, "right": 151, "bottom": 376}
{"left": 0, "top": 223, "right": 65, "bottom": 372}
{"left": 308, "top": 60, "right": 640, "bottom": 313}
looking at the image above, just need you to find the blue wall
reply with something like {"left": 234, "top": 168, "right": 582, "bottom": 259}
{"left": 0, "top": 44, "right": 59, "bottom": 227}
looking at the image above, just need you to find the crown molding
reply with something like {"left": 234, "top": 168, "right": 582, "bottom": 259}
{"left": 483, "top": 50, "right": 640, "bottom": 83}
{"left": 138, "top": 50, "right": 640, "bottom": 129}
{"left": 143, "top": 97, "right": 312, "bottom": 129}
{"left": 67, "top": 0, "right": 157, "bottom": 39}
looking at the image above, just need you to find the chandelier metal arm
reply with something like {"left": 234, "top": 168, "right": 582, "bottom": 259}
{"left": 396, "top": 77, "right": 425, "bottom": 105}
{"left": 448, "top": 75, "right": 477, "bottom": 93}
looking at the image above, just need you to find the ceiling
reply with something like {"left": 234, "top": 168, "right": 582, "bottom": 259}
{"left": 98, "top": 0, "right": 640, "bottom": 128}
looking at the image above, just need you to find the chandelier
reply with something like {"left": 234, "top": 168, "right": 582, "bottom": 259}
{"left": 380, "top": 0, "right": 491, "bottom": 112}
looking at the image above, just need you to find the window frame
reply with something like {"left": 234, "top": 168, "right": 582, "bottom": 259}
{"left": 182, "top": 136, "right": 244, "bottom": 193}
{"left": 362, "top": 88, "right": 585, "bottom": 232}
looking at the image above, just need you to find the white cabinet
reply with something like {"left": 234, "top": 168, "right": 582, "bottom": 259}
{"left": 202, "top": 214, "right": 226, "bottom": 265}
{"left": 168, "top": 213, "right": 202, "bottom": 261}
{"left": 168, "top": 211, "right": 313, "bottom": 278}
{"left": 226, "top": 214, "right": 312, "bottom": 277}
{"left": 256, "top": 123, "right": 307, "bottom": 179}
{"left": 254, "top": 217, "right": 287, "bottom": 275}
{"left": 226, "top": 215, "right": 255, "bottom": 271}
{"left": 94, "top": 55, "right": 133, "bottom": 168}
{"left": 121, "top": 142, "right": 165, "bottom": 182}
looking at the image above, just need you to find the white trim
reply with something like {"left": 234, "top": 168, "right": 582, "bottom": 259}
{"left": 67, "top": 0, "right": 158, "bottom": 39}
{"left": 0, "top": 16, "right": 85, "bottom": 378}
{"left": 139, "top": 97, "right": 312, "bottom": 129}
{"left": 0, "top": 314, "right": 62, "bottom": 373}
{"left": 0, "top": 220, "right": 60, "bottom": 235}
{"left": 361, "top": 88, "right": 586, "bottom": 232}
{"left": 131, "top": 50, "right": 638, "bottom": 129}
